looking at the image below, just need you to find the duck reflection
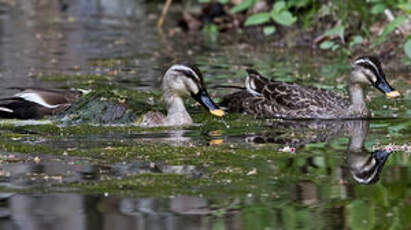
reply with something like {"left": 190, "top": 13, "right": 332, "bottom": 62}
{"left": 349, "top": 148, "right": 392, "bottom": 184}
{"left": 0, "top": 193, "right": 220, "bottom": 230}
{"left": 241, "top": 119, "right": 393, "bottom": 184}
{"left": 346, "top": 120, "right": 393, "bottom": 184}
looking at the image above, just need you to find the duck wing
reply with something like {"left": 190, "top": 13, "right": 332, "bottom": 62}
{"left": 246, "top": 69, "right": 347, "bottom": 117}
{"left": 219, "top": 70, "right": 315, "bottom": 113}
{"left": 7, "top": 87, "right": 80, "bottom": 107}
{"left": 0, "top": 88, "right": 79, "bottom": 119}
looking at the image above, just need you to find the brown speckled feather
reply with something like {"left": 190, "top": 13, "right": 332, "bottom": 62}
{"left": 220, "top": 69, "right": 349, "bottom": 119}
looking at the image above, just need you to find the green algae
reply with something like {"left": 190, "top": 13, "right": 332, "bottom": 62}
{"left": 0, "top": 42, "right": 409, "bottom": 229}
{"left": 87, "top": 57, "right": 131, "bottom": 67}
{"left": 39, "top": 74, "right": 109, "bottom": 84}
{"left": 0, "top": 2, "right": 408, "bottom": 229}
{"left": 55, "top": 90, "right": 137, "bottom": 125}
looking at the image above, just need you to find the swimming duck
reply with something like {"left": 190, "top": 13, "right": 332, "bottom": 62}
{"left": 140, "top": 64, "right": 224, "bottom": 127}
{"left": 0, "top": 87, "right": 83, "bottom": 119}
{"left": 220, "top": 56, "right": 401, "bottom": 119}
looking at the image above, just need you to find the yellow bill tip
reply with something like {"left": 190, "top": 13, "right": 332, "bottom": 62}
{"left": 209, "top": 139, "right": 224, "bottom": 145}
{"left": 385, "top": 90, "right": 401, "bottom": 98}
{"left": 210, "top": 109, "right": 225, "bottom": 117}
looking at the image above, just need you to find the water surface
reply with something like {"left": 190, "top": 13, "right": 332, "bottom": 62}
{"left": 0, "top": 1, "right": 410, "bottom": 229}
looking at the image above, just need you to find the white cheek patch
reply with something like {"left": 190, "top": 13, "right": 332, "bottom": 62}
{"left": 187, "top": 79, "right": 199, "bottom": 95}
{"left": 15, "top": 92, "right": 60, "bottom": 108}
{"left": 361, "top": 69, "right": 377, "bottom": 83}
{"left": 246, "top": 76, "right": 262, "bottom": 96}
{"left": 0, "top": 107, "right": 13, "bottom": 113}
{"left": 169, "top": 78, "right": 189, "bottom": 95}
{"left": 371, "top": 73, "right": 377, "bottom": 82}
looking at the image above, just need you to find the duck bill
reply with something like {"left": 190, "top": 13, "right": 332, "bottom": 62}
{"left": 374, "top": 79, "right": 400, "bottom": 99}
{"left": 192, "top": 89, "right": 224, "bottom": 117}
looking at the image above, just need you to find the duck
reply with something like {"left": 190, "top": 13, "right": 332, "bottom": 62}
{"left": 0, "top": 87, "right": 83, "bottom": 119}
{"left": 140, "top": 64, "right": 224, "bottom": 127}
{"left": 219, "top": 56, "right": 401, "bottom": 119}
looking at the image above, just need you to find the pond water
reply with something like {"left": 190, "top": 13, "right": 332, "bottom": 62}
{"left": 0, "top": 1, "right": 410, "bottom": 230}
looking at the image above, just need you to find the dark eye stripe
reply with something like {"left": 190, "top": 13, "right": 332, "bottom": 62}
{"left": 175, "top": 69, "right": 203, "bottom": 87}
{"left": 355, "top": 56, "right": 384, "bottom": 77}
{"left": 357, "top": 63, "right": 380, "bottom": 78}
{"left": 181, "top": 64, "right": 204, "bottom": 82}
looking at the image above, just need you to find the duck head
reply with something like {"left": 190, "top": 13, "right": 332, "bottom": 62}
{"left": 349, "top": 148, "right": 393, "bottom": 184}
{"left": 162, "top": 64, "right": 224, "bottom": 117}
{"left": 350, "top": 56, "right": 400, "bottom": 98}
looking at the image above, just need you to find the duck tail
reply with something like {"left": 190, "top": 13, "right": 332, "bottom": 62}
{"left": 0, "top": 100, "right": 16, "bottom": 118}
{"left": 0, "top": 99, "right": 42, "bottom": 119}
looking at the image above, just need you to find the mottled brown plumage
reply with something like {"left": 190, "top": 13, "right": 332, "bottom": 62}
{"left": 220, "top": 56, "right": 400, "bottom": 119}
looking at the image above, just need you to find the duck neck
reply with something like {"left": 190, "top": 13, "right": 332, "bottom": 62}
{"left": 348, "top": 83, "right": 368, "bottom": 116}
{"left": 163, "top": 92, "right": 192, "bottom": 126}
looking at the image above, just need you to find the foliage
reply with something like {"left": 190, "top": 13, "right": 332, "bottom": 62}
{"left": 372, "top": 15, "right": 407, "bottom": 46}
{"left": 243, "top": 1, "right": 297, "bottom": 35}
{"left": 197, "top": 0, "right": 410, "bottom": 57}
{"left": 405, "top": 38, "right": 411, "bottom": 58}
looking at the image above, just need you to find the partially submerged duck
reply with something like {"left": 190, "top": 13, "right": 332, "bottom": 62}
{"left": 220, "top": 56, "right": 401, "bottom": 119}
{"left": 140, "top": 64, "right": 224, "bottom": 127}
{"left": 0, "top": 87, "right": 83, "bottom": 119}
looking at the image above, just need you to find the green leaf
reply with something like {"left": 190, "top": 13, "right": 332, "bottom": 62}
{"left": 397, "top": 3, "right": 411, "bottom": 14}
{"left": 272, "top": 11, "right": 296, "bottom": 26}
{"left": 323, "top": 25, "right": 345, "bottom": 41}
{"left": 263, "top": 26, "right": 276, "bottom": 35}
{"left": 230, "top": 0, "right": 255, "bottom": 13}
{"left": 331, "top": 44, "right": 340, "bottom": 51}
{"left": 320, "top": 41, "right": 335, "bottom": 49}
{"left": 198, "top": 0, "right": 211, "bottom": 3}
{"left": 272, "top": 1, "right": 287, "bottom": 13}
{"left": 371, "top": 3, "right": 386, "bottom": 14}
{"left": 374, "top": 15, "right": 407, "bottom": 46}
{"left": 270, "top": 1, "right": 296, "bottom": 27}
{"left": 218, "top": 0, "right": 229, "bottom": 4}
{"left": 405, "top": 39, "right": 411, "bottom": 58}
{"left": 287, "top": 0, "right": 311, "bottom": 8}
{"left": 244, "top": 13, "right": 271, "bottom": 26}
{"left": 349, "top": 35, "right": 363, "bottom": 48}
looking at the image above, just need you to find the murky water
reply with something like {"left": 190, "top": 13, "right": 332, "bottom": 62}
{"left": 0, "top": 0, "right": 410, "bottom": 229}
